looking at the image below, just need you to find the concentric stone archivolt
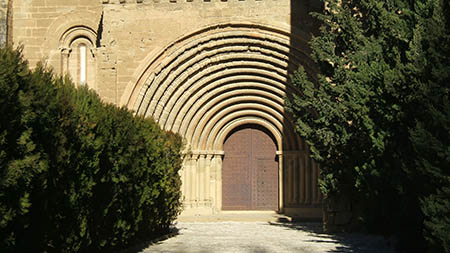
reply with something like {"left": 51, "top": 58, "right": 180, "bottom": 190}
{"left": 130, "top": 22, "right": 314, "bottom": 152}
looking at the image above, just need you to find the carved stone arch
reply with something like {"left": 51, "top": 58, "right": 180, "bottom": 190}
{"left": 41, "top": 9, "right": 101, "bottom": 78}
{"left": 122, "top": 22, "right": 316, "bottom": 110}
{"left": 128, "top": 22, "right": 322, "bottom": 216}
{"left": 59, "top": 26, "right": 97, "bottom": 49}
{"left": 214, "top": 118, "right": 283, "bottom": 152}
{"left": 59, "top": 26, "right": 97, "bottom": 88}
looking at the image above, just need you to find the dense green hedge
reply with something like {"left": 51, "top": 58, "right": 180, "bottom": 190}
{"left": 0, "top": 46, "right": 183, "bottom": 252}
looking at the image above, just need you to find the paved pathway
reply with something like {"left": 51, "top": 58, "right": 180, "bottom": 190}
{"left": 140, "top": 221, "right": 394, "bottom": 253}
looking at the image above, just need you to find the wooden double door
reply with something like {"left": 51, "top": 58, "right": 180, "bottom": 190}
{"left": 222, "top": 125, "right": 278, "bottom": 210}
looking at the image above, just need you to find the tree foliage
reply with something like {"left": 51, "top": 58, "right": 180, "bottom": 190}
{"left": 0, "top": 46, "right": 183, "bottom": 252}
{"left": 286, "top": 0, "right": 450, "bottom": 251}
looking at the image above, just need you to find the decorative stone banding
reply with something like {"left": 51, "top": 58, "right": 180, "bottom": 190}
{"left": 130, "top": 22, "right": 322, "bottom": 213}
{"left": 131, "top": 23, "right": 313, "bottom": 152}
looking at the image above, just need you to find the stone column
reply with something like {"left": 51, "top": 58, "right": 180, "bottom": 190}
{"left": 276, "top": 151, "right": 284, "bottom": 212}
{"left": 60, "top": 48, "right": 71, "bottom": 75}
{"left": 192, "top": 154, "right": 199, "bottom": 207}
{"left": 214, "top": 153, "right": 224, "bottom": 212}
{"left": 205, "top": 154, "right": 212, "bottom": 207}
{"left": 198, "top": 154, "right": 205, "bottom": 204}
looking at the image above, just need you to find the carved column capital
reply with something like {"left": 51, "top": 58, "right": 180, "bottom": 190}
{"left": 60, "top": 47, "right": 72, "bottom": 56}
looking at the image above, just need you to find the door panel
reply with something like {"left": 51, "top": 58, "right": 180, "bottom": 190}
{"left": 255, "top": 158, "right": 278, "bottom": 209}
{"left": 222, "top": 125, "right": 278, "bottom": 210}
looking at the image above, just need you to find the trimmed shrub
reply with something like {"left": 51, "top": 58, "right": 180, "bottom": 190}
{"left": 0, "top": 46, "right": 183, "bottom": 252}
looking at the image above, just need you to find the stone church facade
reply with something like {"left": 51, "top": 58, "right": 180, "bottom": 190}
{"left": 1, "top": 0, "right": 323, "bottom": 218}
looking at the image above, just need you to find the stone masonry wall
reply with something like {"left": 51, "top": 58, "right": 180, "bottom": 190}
{"left": 10, "top": 0, "right": 102, "bottom": 74}
{"left": 101, "top": 0, "right": 294, "bottom": 105}
{"left": 0, "top": 0, "right": 7, "bottom": 47}
{"left": 10, "top": 0, "right": 319, "bottom": 105}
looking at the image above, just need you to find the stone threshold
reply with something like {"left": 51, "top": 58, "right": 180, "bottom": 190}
{"left": 177, "top": 210, "right": 296, "bottom": 223}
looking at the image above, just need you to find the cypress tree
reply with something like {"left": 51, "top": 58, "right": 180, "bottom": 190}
{"left": 408, "top": 1, "right": 450, "bottom": 250}
{"left": 286, "top": 0, "right": 450, "bottom": 251}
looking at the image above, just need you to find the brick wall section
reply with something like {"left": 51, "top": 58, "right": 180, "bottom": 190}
{"left": 0, "top": 0, "right": 7, "bottom": 47}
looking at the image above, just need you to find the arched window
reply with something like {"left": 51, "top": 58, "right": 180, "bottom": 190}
{"left": 59, "top": 26, "right": 97, "bottom": 88}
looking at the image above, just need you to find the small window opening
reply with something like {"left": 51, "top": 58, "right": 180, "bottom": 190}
{"left": 79, "top": 44, "right": 87, "bottom": 85}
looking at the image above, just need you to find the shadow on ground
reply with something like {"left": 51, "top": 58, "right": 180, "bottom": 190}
{"left": 268, "top": 220, "right": 394, "bottom": 253}
{"left": 118, "top": 217, "right": 394, "bottom": 253}
{"left": 116, "top": 226, "right": 180, "bottom": 253}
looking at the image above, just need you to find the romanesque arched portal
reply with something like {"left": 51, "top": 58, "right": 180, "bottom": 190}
{"left": 128, "top": 23, "right": 322, "bottom": 217}
{"left": 5, "top": 0, "right": 324, "bottom": 218}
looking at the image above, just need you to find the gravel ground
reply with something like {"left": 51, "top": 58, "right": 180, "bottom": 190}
{"left": 139, "top": 221, "right": 395, "bottom": 253}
